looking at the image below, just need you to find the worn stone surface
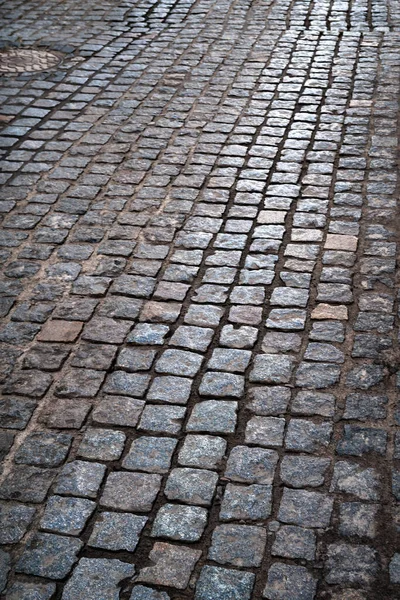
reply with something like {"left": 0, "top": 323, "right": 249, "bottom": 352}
{"left": 89, "top": 512, "right": 147, "bottom": 551}
{"left": 62, "top": 558, "right": 135, "bottom": 600}
{"left": 0, "top": 1, "right": 399, "bottom": 596}
{"left": 137, "top": 542, "right": 201, "bottom": 589}
{"left": 16, "top": 533, "right": 82, "bottom": 579}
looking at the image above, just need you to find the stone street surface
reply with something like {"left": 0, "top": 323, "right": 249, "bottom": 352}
{"left": 0, "top": 0, "right": 400, "bottom": 597}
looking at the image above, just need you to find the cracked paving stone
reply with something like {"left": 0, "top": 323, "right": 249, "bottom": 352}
{"left": 123, "top": 437, "right": 177, "bottom": 473}
{"left": 16, "top": 532, "right": 82, "bottom": 579}
{"left": 0, "top": 502, "right": 36, "bottom": 544}
{"left": 165, "top": 468, "right": 218, "bottom": 506}
{"left": 40, "top": 495, "right": 96, "bottom": 535}
{"left": 137, "top": 542, "right": 201, "bottom": 589}
{"left": 195, "top": 565, "right": 255, "bottom": 600}
{"left": 151, "top": 503, "right": 208, "bottom": 542}
{"left": 62, "top": 558, "right": 135, "bottom": 600}
{"left": 225, "top": 446, "right": 278, "bottom": 484}
{"left": 88, "top": 512, "right": 147, "bottom": 551}
{"left": 263, "top": 563, "right": 317, "bottom": 600}
{"left": 208, "top": 524, "right": 266, "bottom": 567}
{"left": 101, "top": 472, "right": 162, "bottom": 512}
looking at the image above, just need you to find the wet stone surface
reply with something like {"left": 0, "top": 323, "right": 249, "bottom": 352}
{"left": 0, "top": 0, "right": 400, "bottom": 597}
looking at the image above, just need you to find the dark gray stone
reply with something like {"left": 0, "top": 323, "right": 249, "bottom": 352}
{"left": 16, "top": 532, "right": 82, "bottom": 579}
{"left": 0, "top": 397, "right": 37, "bottom": 429}
{"left": 62, "top": 558, "right": 135, "bottom": 600}
{"left": 178, "top": 435, "right": 227, "bottom": 469}
{"left": 272, "top": 525, "right": 316, "bottom": 560}
{"left": 330, "top": 461, "right": 379, "bottom": 500}
{"left": 89, "top": 512, "right": 147, "bottom": 551}
{"left": 6, "top": 581, "right": 57, "bottom": 600}
{"left": 187, "top": 400, "right": 237, "bottom": 434}
{"left": 40, "top": 495, "right": 95, "bottom": 535}
{"left": 247, "top": 386, "right": 291, "bottom": 416}
{"left": 278, "top": 488, "right": 333, "bottom": 528}
{"left": 15, "top": 432, "right": 72, "bottom": 467}
{"left": 225, "top": 446, "right": 278, "bottom": 484}
{"left": 54, "top": 460, "right": 106, "bottom": 499}
{"left": 0, "top": 466, "right": 56, "bottom": 503}
{"left": 152, "top": 504, "right": 208, "bottom": 542}
{"left": 220, "top": 484, "right": 272, "bottom": 521}
{"left": 101, "top": 472, "right": 162, "bottom": 512}
{"left": 280, "top": 455, "right": 330, "bottom": 488}
{"left": 123, "top": 437, "right": 177, "bottom": 473}
{"left": 263, "top": 563, "right": 317, "bottom": 600}
{"left": 325, "top": 543, "right": 377, "bottom": 585}
{"left": 78, "top": 428, "right": 126, "bottom": 461}
{"left": 339, "top": 502, "right": 378, "bottom": 538}
{"left": 0, "top": 501, "right": 35, "bottom": 544}
{"left": 165, "top": 468, "right": 218, "bottom": 506}
{"left": 195, "top": 566, "right": 255, "bottom": 600}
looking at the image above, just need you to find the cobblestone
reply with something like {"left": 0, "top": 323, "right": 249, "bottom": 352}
{"left": 1, "top": 0, "right": 400, "bottom": 596}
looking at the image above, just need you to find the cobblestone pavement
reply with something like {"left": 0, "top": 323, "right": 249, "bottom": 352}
{"left": 1, "top": 0, "right": 400, "bottom": 597}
